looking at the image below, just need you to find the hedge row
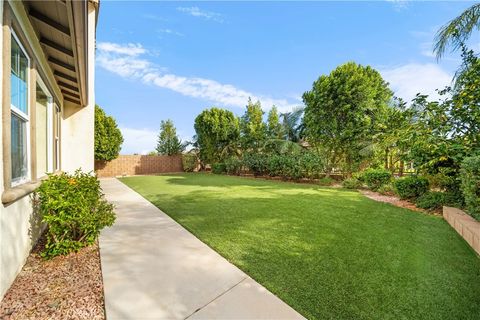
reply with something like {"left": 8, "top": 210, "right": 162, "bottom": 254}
{"left": 213, "top": 152, "right": 326, "bottom": 180}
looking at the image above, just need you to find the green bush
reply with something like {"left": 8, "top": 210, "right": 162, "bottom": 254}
{"left": 266, "top": 154, "right": 284, "bottom": 177}
{"left": 224, "top": 157, "right": 242, "bottom": 175}
{"left": 362, "top": 168, "right": 392, "bottom": 191}
{"left": 460, "top": 156, "right": 480, "bottom": 220}
{"left": 342, "top": 178, "right": 362, "bottom": 189}
{"left": 212, "top": 163, "right": 227, "bottom": 174}
{"left": 243, "top": 153, "right": 268, "bottom": 176}
{"left": 299, "top": 152, "right": 325, "bottom": 179}
{"left": 182, "top": 153, "right": 197, "bottom": 172}
{"left": 394, "top": 175, "right": 429, "bottom": 200}
{"left": 377, "top": 184, "right": 395, "bottom": 195}
{"left": 318, "top": 177, "right": 335, "bottom": 186}
{"left": 415, "top": 192, "right": 446, "bottom": 210}
{"left": 37, "top": 170, "right": 116, "bottom": 259}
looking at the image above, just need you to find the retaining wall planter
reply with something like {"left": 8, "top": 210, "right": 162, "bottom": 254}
{"left": 443, "top": 206, "right": 480, "bottom": 255}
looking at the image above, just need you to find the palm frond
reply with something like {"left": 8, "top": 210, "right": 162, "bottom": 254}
{"left": 434, "top": 3, "right": 480, "bottom": 59}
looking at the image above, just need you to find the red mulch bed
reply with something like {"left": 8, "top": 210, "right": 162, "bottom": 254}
{"left": 0, "top": 235, "right": 105, "bottom": 320}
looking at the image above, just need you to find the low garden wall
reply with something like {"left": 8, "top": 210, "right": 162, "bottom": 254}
{"left": 443, "top": 206, "right": 480, "bottom": 255}
{"left": 95, "top": 155, "right": 183, "bottom": 178}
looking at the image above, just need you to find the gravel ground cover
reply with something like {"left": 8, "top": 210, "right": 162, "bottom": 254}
{"left": 0, "top": 235, "right": 105, "bottom": 320}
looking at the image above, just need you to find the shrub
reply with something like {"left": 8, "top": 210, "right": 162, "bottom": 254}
{"left": 37, "top": 170, "right": 116, "bottom": 259}
{"left": 224, "top": 157, "right": 242, "bottom": 175}
{"left": 300, "top": 152, "right": 325, "bottom": 179}
{"left": 377, "top": 184, "right": 395, "bottom": 196}
{"left": 266, "top": 154, "right": 284, "bottom": 177}
{"left": 318, "top": 177, "right": 335, "bottom": 186}
{"left": 243, "top": 153, "right": 268, "bottom": 176}
{"left": 212, "top": 163, "right": 227, "bottom": 174}
{"left": 394, "top": 175, "right": 429, "bottom": 200}
{"left": 362, "top": 168, "right": 392, "bottom": 191}
{"left": 182, "top": 153, "right": 197, "bottom": 172}
{"left": 342, "top": 178, "right": 362, "bottom": 189}
{"left": 415, "top": 192, "right": 446, "bottom": 210}
{"left": 460, "top": 156, "right": 480, "bottom": 220}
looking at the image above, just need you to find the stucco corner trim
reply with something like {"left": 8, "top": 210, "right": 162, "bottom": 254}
{"left": 2, "top": 181, "right": 41, "bottom": 204}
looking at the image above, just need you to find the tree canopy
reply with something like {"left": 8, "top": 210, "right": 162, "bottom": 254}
{"left": 434, "top": 3, "right": 480, "bottom": 59}
{"left": 267, "top": 106, "right": 283, "bottom": 139}
{"left": 156, "top": 119, "right": 185, "bottom": 156}
{"left": 94, "top": 105, "right": 123, "bottom": 161}
{"left": 240, "top": 98, "right": 267, "bottom": 151}
{"left": 303, "top": 62, "right": 393, "bottom": 173}
{"left": 194, "top": 107, "right": 240, "bottom": 164}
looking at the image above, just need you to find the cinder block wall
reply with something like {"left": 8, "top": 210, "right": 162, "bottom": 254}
{"left": 95, "top": 155, "right": 183, "bottom": 178}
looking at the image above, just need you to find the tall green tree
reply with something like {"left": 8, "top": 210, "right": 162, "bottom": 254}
{"left": 267, "top": 106, "right": 283, "bottom": 139}
{"left": 155, "top": 119, "right": 185, "bottom": 155}
{"left": 373, "top": 98, "right": 415, "bottom": 174}
{"left": 406, "top": 48, "right": 480, "bottom": 178}
{"left": 434, "top": 3, "right": 480, "bottom": 59}
{"left": 194, "top": 107, "right": 240, "bottom": 164}
{"left": 240, "top": 98, "right": 267, "bottom": 151}
{"left": 281, "top": 107, "right": 304, "bottom": 142}
{"left": 94, "top": 105, "right": 123, "bottom": 161}
{"left": 303, "top": 62, "right": 393, "bottom": 174}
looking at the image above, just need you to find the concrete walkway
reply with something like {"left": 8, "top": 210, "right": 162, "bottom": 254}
{"left": 99, "top": 178, "right": 305, "bottom": 320}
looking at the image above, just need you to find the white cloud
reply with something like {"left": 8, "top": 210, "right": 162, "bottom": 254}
{"left": 119, "top": 127, "right": 157, "bottom": 155}
{"left": 177, "top": 6, "right": 224, "bottom": 23}
{"left": 157, "top": 28, "right": 184, "bottom": 37}
{"left": 96, "top": 42, "right": 297, "bottom": 112}
{"left": 381, "top": 63, "right": 453, "bottom": 102}
{"left": 96, "top": 42, "right": 146, "bottom": 56}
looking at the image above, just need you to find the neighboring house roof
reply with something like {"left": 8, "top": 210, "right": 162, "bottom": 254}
{"left": 23, "top": 0, "right": 96, "bottom": 107}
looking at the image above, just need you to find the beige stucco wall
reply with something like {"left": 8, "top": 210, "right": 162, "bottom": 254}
{"left": 0, "top": 1, "right": 96, "bottom": 300}
{"left": 0, "top": 0, "right": 43, "bottom": 301}
{"left": 60, "top": 3, "right": 95, "bottom": 174}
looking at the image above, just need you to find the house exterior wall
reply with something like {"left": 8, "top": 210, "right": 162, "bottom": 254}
{"left": 60, "top": 3, "right": 96, "bottom": 174}
{"left": 0, "top": 0, "right": 96, "bottom": 300}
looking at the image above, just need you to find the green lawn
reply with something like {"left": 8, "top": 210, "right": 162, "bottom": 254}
{"left": 120, "top": 173, "right": 480, "bottom": 320}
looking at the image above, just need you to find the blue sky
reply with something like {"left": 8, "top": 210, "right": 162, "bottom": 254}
{"left": 95, "top": 1, "right": 478, "bottom": 154}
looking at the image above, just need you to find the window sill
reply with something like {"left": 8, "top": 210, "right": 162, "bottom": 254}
{"left": 2, "top": 181, "right": 41, "bottom": 204}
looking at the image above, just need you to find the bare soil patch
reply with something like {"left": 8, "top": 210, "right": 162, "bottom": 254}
{"left": 0, "top": 235, "right": 105, "bottom": 320}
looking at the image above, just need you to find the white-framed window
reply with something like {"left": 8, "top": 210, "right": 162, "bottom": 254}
{"left": 10, "top": 30, "right": 30, "bottom": 186}
{"left": 36, "top": 77, "right": 53, "bottom": 178}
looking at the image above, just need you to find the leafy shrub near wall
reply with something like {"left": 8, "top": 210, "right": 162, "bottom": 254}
{"left": 377, "top": 184, "right": 395, "bottom": 196}
{"left": 182, "top": 153, "right": 198, "bottom": 172}
{"left": 37, "top": 170, "right": 116, "bottom": 259}
{"left": 362, "top": 168, "right": 392, "bottom": 191}
{"left": 342, "top": 178, "right": 362, "bottom": 189}
{"left": 243, "top": 153, "right": 269, "bottom": 176}
{"left": 224, "top": 157, "right": 242, "bottom": 175}
{"left": 394, "top": 175, "right": 429, "bottom": 200}
{"left": 460, "top": 156, "right": 480, "bottom": 220}
{"left": 242, "top": 152, "right": 325, "bottom": 180}
{"left": 415, "top": 191, "right": 446, "bottom": 210}
{"left": 212, "top": 163, "right": 227, "bottom": 174}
